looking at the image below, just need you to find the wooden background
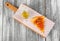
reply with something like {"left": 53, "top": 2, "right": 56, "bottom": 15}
{"left": 0, "top": 0, "right": 60, "bottom": 41}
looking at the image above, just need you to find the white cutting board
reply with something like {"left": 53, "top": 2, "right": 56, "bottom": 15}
{"left": 13, "top": 4, "right": 55, "bottom": 37}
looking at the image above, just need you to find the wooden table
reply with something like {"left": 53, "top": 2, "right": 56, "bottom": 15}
{"left": 0, "top": 0, "right": 60, "bottom": 41}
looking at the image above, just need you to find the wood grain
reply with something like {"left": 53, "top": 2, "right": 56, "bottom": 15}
{"left": 0, "top": 0, "right": 2, "bottom": 41}
{"left": 46, "top": 0, "right": 60, "bottom": 41}
{"left": 2, "top": 0, "right": 60, "bottom": 41}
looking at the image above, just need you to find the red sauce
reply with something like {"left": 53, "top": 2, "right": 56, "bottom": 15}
{"left": 31, "top": 16, "right": 45, "bottom": 32}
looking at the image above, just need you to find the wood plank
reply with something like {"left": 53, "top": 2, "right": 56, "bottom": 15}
{"left": 46, "top": 0, "right": 60, "bottom": 41}
{"left": 0, "top": 13, "right": 2, "bottom": 41}
{"left": 26, "top": 0, "right": 45, "bottom": 41}
{"left": 14, "top": 0, "right": 27, "bottom": 41}
{"left": 0, "top": 0, "right": 3, "bottom": 41}
{"left": 8, "top": 0, "right": 15, "bottom": 41}
{"left": 3, "top": 0, "right": 14, "bottom": 41}
{"left": 38, "top": 0, "right": 46, "bottom": 41}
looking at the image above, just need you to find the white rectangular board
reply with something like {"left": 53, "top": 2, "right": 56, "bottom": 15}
{"left": 13, "top": 4, "right": 55, "bottom": 37}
